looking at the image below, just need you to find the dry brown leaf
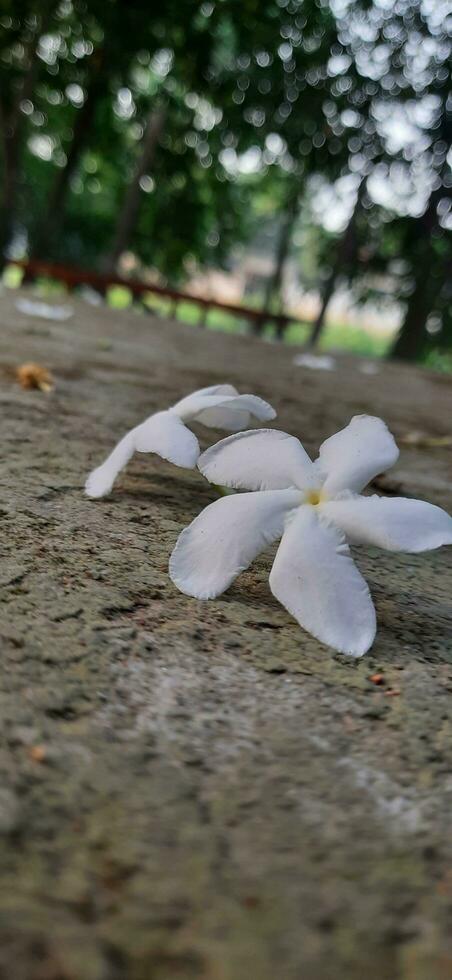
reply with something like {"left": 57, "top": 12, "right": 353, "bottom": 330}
{"left": 16, "top": 362, "right": 54, "bottom": 392}
{"left": 28, "top": 745, "right": 47, "bottom": 762}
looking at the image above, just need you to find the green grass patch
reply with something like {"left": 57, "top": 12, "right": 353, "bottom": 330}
{"left": 320, "top": 321, "right": 391, "bottom": 357}
{"left": 424, "top": 349, "right": 452, "bottom": 373}
{"left": 2, "top": 264, "right": 23, "bottom": 287}
{"left": 106, "top": 285, "right": 133, "bottom": 308}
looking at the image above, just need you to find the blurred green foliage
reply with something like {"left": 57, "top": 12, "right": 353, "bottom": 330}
{"left": 0, "top": 0, "right": 451, "bottom": 361}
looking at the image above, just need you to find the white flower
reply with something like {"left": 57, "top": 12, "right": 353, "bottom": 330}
{"left": 85, "top": 384, "right": 276, "bottom": 498}
{"left": 169, "top": 416, "right": 452, "bottom": 657}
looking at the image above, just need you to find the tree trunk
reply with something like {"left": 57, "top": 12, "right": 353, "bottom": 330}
{"left": 263, "top": 195, "right": 298, "bottom": 311}
{"left": 307, "top": 177, "right": 366, "bottom": 350}
{"left": 390, "top": 191, "right": 443, "bottom": 361}
{"left": 390, "top": 274, "right": 435, "bottom": 361}
{"left": 308, "top": 266, "right": 339, "bottom": 349}
{"left": 257, "top": 189, "right": 299, "bottom": 338}
{"left": 0, "top": 90, "right": 32, "bottom": 264}
{"left": 0, "top": 111, "right": 21, "bottom": 264}
{"left": 0, "top": 0, "right": 57, "bottom": 266}
{"left": 29, "top": 51, "right": 107, "bottom": 259}
{"left": 103, "top": 105, "right": 166, "bottom": 274}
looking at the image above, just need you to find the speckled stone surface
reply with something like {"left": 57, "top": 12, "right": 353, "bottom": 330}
{"left": 1, "top": 287, "right": 452, "bottom": 980}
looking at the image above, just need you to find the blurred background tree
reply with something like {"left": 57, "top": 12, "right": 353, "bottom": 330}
{"left": 0, "top": 0, "right": 450, "bottom": 363}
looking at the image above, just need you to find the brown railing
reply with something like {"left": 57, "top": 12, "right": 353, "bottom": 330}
{"left": 10, "top": 258, "right": 297, "bottom": 337}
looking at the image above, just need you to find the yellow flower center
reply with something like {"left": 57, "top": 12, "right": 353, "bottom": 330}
{"left": 305, "top": 488, "right": 323, "bottom": 506}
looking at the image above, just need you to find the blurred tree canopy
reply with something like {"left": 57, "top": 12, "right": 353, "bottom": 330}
{"left": 0, "top": 0, "right": 451, "bottom": 360}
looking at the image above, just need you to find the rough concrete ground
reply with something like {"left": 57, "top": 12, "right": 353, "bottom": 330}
{"left": 1, "top": 286, "right": 452, "bottom": 980}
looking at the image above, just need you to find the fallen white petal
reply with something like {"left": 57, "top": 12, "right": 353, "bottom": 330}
{"left": 293, "top": 353, "right": 336, "bottom": 371}
{"left": 198, "top": 428, "right": 316, "bottom": 491}
{"left": 169, "top": 489, "right": 300, "bottom": 599}
{"left": 134, "top": 410, "right": 200, "bottom": 466}
{"left": 318, "top": 415, "right": 399, "bottom": 495}
{"left": 269, "top": 507, "right": 376, "bottom": 656}
{"left": 80, "top": 286, "right": 103, "bottom": 307}
{"left": 359, "top": 361, "right": 380, "bottom": 376}
{"left": 16, "top": 298, "right": 73, "bottom": 320}
{"left": 321, "top": 494, "right": 452, "bottom": 552}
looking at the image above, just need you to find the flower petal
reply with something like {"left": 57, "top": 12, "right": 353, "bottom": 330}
{"left": 197, "top": 395, "right": 276, "bottom": 430}
{"left": 198, "top": 429, "right": 315, "bottom": 491}
{"left": 318, "top": 415, "right": 399, "bottom": 495}
{"left": 169, "top": 489, "right": 300, "bottom": 599}
{"left": 172, "top": 384, "right": 238, "bottom": 416}
{"left": 85, "top": 412, "right": 199, "bottom": 498}
{"left": 198, "top": 407, "right": 251, "bottom": 432}
{"left": 172, "top": 391, "right": 276, "bottom": 430}
{"left": 85, "top": 430, "right": 136, "bottom": 498}
{"left": 269, "top": 507, "right": 376, "bottom": 656}
{"left": 321, "top": 494, "right": 452, "bottom": 553}
{"left": 134, "top": 410, "right": 200, "bottom": 466}
{"left": 191, "top": 383, "right": 239, "bottom": 397}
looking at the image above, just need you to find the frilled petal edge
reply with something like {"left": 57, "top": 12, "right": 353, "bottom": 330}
{"left": 198, "top": 428, "right": 315, "bottom": 491}
{"left": 171, "top": 384, "right": 238, "bottom": 416}
{"left": 172, "top": 392, "right": 276, "bottom": 430}
{"left": 318, "top": 415, "right": 399, "bottom": 495}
